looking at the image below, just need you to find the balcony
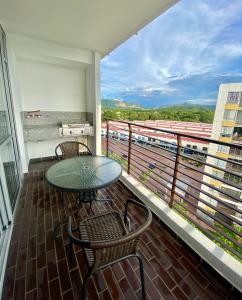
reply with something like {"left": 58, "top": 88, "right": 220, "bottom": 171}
{"left": 0, "top": 1, "right": 242, "bottom": 298}
{"left": 1, "top": 159, "right": 241, "bottom": 300}
{"left": 101, "top": 120, "right": 242, "bottom": 289}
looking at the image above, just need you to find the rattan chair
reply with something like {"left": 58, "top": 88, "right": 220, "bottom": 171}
{"left": 55, "top": 141, "right": 92, "bottom": 160}
{"left": 68, "top": 198, "right": 152, "bottom": 300}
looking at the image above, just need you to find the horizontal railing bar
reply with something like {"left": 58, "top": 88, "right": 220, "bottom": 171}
{"left": 108, "top": 125, "right": 242, "bottom": 169}
{"left": 129, "top": 161, "right": 170, "bottom": 191}
{"left": 130, "top": 148, "right": 174, "bottom": 171}
{"left": 129, "top": 161, "right": 172, "bottom": 193}
{"left": 177, "top": 168, "right": 242, "bottom": 209}
{"left": 173, "top": 183, "right": 242, "bottom": 232}
{"left": 106, "top": 121, "right": 242, "bottom": 259}
{"left": 108, "top": 139, "right": 128, "bottom": 152}
{"left": 130, "top": 156, "right": 242, "bottom": 257}
{"left": 180, "top": 152, "right": 242, "bottom": 178}
{"left": 178, "top": 158, "right": 242, "bottom": 194}
{"left": 130, "top": 130, "right": 178, "bottom": 147}
{"left": 130, "top": 139, "right": 176, "bottom": 163}
{"left": 135, "top": 161, "right": 242, "bottom": 229}
{"left": 130, "top": 145, "right": 242, "bottom": 196}
{"left": 130, "top": 158, "right": 242, "bottom": 231}
{"left": 108, "top": 146, "right": 128, "bottom": 161}
{"left": 227, "top": 158, "right": 242, "bottom": 168}
{"left": 108, "top": 136, "right": 175, "bottom": 172}
{"left": 181, "top": 145, "right": 242, "bottom": 168}
{"left": 110, "top": 139, "right": 128, "bottom": 155}
{"left": 172, "top": 201, "right": 242, "bottom": 260}
{"left": 172, "top": 192, "right": 242, "bottom": 250}
{"left": 108, "top": 147, "right": 128, "bottom": 162}
{"left": 111, "top": 128, "right": 242, "bottom": 170}
{"left": 129, "top": 166, "right": 172, "bottom": 201}
{"left": 175, "top": 171, "right": 242, "bottom": 217}
{"left": 106, "top": 119, "right": 242, "bottom": 149}
{"left": 109, "top": 136, "right": 242, "bottom": 211}
{"left": 109, "top": 139, "right": 175, "bottom": 175}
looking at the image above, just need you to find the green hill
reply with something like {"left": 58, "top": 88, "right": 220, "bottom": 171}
{"left": 102, "top": 99, "right": 144, "bottom": 109}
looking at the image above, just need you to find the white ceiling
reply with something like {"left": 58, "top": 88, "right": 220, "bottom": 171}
{"left": 0, "top": 0, "right": 177, "bottom": 57}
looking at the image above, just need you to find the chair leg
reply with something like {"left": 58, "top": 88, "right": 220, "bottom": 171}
{"left": 89, "top": 202, "right": 95, "bottom": 215}
{"left": 82, "top": 270, "right": 92, "bottom": 300}
{"left": 136, "top": 255, "right": 146, "bottom": 300}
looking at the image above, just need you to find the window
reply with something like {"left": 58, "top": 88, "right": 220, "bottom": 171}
{"left": 217, "top": 145, "right": 230, "bottom": 153}
{"left": 215, "top": 159, "right": 226, "bottom": 168}
{"left": 202, "top": 147, "right": 208, "bottom": 152}
{"left": 220, "top": 186, "right": 241, "bottom": 199}
{"left": 226, "top": 92, "right": 242, "bottom": 104}
{"left": 192, "top": 145, "right": 197, "bottom": 150}
{"left": 187, "top": 144, "right": 191, "bottom": 148}
{"left": 223, "top": 110, "right": 237, "bottom": 121}
{"left": 220, "top": 127, "right": 233, "bottom": 137}
{"left": 224, "top": 172, "right": 242, "bottom": 185}
{"left": 212, "top": 170, "right": 224, "bottom": 178}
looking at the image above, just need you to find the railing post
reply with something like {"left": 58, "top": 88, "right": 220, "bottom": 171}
{"left": 127, "top": 124, "right": 132, "bottom": 174}
{"left": 170, "top": 135, "right": 182, "bottom": 207}
{"left": 106, "top": 120, "right": 109, "bottom": 157}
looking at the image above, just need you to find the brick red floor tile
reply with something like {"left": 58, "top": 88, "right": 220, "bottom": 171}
{"left": 1, "top": 160, "right": 240, "bottom": 300}
{"left": 1, "top": 266, "right": 15, "bottom": 300}
{"left": 103, "top": 267, "right": 125, "bottom": 299}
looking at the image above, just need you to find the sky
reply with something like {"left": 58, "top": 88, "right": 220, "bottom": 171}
{"left": 101, "top": 0, "right": 242, "bottom": 107}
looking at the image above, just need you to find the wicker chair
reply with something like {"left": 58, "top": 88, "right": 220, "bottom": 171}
{"left": 55, "top": 141, "right": 92, "bottom": 160}
{"left": 68, "top": 198, "right": 152, "bottom": 300}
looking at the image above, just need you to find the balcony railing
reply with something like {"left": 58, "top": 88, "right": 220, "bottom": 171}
{"left": 102, "top": 120, "right": 242, "bottom": 261}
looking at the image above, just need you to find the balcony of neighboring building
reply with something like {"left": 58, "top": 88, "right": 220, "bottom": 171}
{"left": 232, "top": 127, "right": 242, "bottom": 142}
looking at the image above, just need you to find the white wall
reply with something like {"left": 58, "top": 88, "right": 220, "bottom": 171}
{"left": 6, "top": 33, "right": 103, "bottom": 165}
{"left": 16, "top": 58, "right": 88, "bottom": 160}
{"left": 86, "top": 52, "right": 101, "bottom": 155}
{"left": 17, "top": 59, "right": 86, "bottom": 112}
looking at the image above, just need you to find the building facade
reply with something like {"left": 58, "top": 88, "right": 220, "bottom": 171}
{"left": 198, "top": 83, "right": 242, "bottom": 224}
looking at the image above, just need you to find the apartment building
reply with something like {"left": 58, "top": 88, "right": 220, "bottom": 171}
{"left": 198, "top": 83, "right": 242, "bottom": 224}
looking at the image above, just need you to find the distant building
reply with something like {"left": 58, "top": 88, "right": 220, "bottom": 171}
{"left": 102, "top": 120, "right": 212, "bottom": 152}
{"left": 198, "top": 83, "right": 242, "bottom": 224}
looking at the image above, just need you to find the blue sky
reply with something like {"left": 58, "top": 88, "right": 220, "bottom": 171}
{"left": 101, "top": 0, "right": 242, "bottom": 107}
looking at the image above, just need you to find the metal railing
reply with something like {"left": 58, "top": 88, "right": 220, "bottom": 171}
{"left": 102, "top": 120, "right": 242, "bottom": 260}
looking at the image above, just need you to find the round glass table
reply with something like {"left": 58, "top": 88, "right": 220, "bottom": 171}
{"left": 46, "top": 155, "right": 122, "bottom": 193}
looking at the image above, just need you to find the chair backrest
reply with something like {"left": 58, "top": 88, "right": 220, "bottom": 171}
{"left": 55, "top": 141, "right": 92, "bottom": 160}
{"left": 68, "top": 199, "right": 152, "bottom": 269}
{"left": 92, "top": 201, "right": 152, "bottom": 268}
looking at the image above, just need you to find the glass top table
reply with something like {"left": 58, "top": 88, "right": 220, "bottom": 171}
{"left": 45, "top": 156, "right": 122, "bottom": 192}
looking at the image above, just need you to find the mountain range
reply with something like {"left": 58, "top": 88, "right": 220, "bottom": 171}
{"left": 101, "top": 99, "right": 216, "bottom": 110}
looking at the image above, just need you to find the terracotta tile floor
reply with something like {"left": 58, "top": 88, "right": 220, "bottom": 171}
{"left": 2, "top": 160, "right": 241, "bottom": 300}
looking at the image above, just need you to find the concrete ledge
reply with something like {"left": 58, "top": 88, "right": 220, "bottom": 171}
{"left": 120, "top": 171, "right": 242, "bottom": 292}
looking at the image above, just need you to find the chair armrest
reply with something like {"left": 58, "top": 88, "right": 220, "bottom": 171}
{"left": 124, "top": 198, "right": 151, "bottom": 225}
{"left": 68, "top": 216, "right": 91, "bottom": 248}
{"left": 55, "top": 145, "right": 61, "bottom": 161}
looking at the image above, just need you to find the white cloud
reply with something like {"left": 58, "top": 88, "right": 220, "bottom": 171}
{"left": 101, "top": 0, "right": 242, "bottom": 100}
{"left": 186, "top": 98, "right": 216, "bottom": 104}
